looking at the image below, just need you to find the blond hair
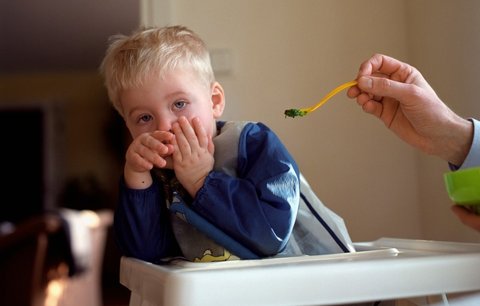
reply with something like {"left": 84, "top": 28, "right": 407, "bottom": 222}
{"left": 100, "top": 25, "right": 215, "bottom": 114}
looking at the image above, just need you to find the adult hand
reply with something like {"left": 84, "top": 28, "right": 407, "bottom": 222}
{"left": 347, "top": 54, "right": 472, "bottom": 166}
{"left": 451, "top": 205, "right": 480, "bottom": 232}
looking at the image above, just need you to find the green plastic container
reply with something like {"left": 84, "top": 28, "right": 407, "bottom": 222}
{"left": 444, "top": 167, "right": 480, "bottom": 213}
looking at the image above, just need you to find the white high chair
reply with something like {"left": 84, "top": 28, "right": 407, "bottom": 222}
{"left": 119, "top": 238, "right": 480, "bottom": 306}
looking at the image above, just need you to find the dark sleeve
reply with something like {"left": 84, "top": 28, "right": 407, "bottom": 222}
{"left": 191, "top": 122, "right": 300, "bottom": 256}
{"left": 113, "top": 177, "right": 180, "bottom": 262}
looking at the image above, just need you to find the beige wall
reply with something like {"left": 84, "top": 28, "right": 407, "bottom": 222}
{"left": 407, "top": 0, "right": 480, "bottom": 243}
{"left": 143, "top": 0, "right": 480, "bottom": 242}
{"left": 144, "top": 0, "right": 422, "bottom": 242}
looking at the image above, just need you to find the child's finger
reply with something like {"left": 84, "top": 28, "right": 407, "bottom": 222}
{"left": 127, "top": 142, "right": 155, "bottom": 171}
{"left": 178, "top": 116, "right": 200, "bottom": 148}
{"left": 151, "top": 130, "right": 174, "bottom": 143}
{"left": 191, "top": 117, "right": 209, "bottom": 149}
{"left": 135, "top": 144, "right": 164, "bottom": 167}
{"left": 172, "top": 117, "right": 197, "bottom": 155}
{"left": 151, "top": 130, "right": 175, "bottom": 154}
{"left": 128, "top": 151, "right": 154, "bottom": 170}
{"left": 171, "top": 122, "right": 188, "bottom": 160}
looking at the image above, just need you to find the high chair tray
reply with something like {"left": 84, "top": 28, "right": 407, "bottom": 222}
{"left": 119, "top": 238, "right": 480, "bottom": 306}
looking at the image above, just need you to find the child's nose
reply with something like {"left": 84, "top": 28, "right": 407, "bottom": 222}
{"left": 156, "top": 112, "right": 176, "bottom": 131}
{"left": 157, "top": 120, "right": 172, "bottom": 132}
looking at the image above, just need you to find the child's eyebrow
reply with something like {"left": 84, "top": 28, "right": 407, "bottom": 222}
{"left": 165, "top": 91, "right": 188, "bottom": 100}
{"left": 126, "top": 106, "right": 145, "bottom": 117}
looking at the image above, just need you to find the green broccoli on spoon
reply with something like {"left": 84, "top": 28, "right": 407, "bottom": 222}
{"left": 284, "top": 80, "right": 358, "bottom": 118}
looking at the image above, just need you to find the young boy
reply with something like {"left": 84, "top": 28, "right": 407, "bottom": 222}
{"left": 101, "top": 25, "right": 353, "bottom": 263}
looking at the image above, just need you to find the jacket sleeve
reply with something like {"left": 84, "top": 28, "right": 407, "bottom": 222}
{"left": 113, "top": 177, "right": 180, "bottom": 262}
{"left": 191, "top": 122, "right": 300, "bottom": 256}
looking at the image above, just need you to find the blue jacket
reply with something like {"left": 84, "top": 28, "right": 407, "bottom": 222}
{"left": 114, "top": 121, "right": 300, "bottom": 262}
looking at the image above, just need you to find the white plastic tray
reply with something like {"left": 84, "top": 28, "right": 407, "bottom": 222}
{"left": 120, "top": 238, "right": 480, "bottom": 306}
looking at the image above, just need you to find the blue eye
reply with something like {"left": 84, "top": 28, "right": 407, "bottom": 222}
{"left": 138, "top": 114, "right": 153, "bottom": 123}
{"left": 173, "top": 100, "right": 186, "bottom": 110}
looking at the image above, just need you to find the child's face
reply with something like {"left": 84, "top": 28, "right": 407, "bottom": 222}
{"left": 120, "top": 69, "right": 225, "bottom": 139}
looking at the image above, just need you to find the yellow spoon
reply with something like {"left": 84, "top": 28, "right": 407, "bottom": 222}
{"left": 284, "top": 80, "right": 357, "bottom": 118}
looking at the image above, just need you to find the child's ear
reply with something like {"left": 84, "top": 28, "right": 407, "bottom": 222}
{"left": 211, "top": 82, "right": 225, "bottom": 118}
